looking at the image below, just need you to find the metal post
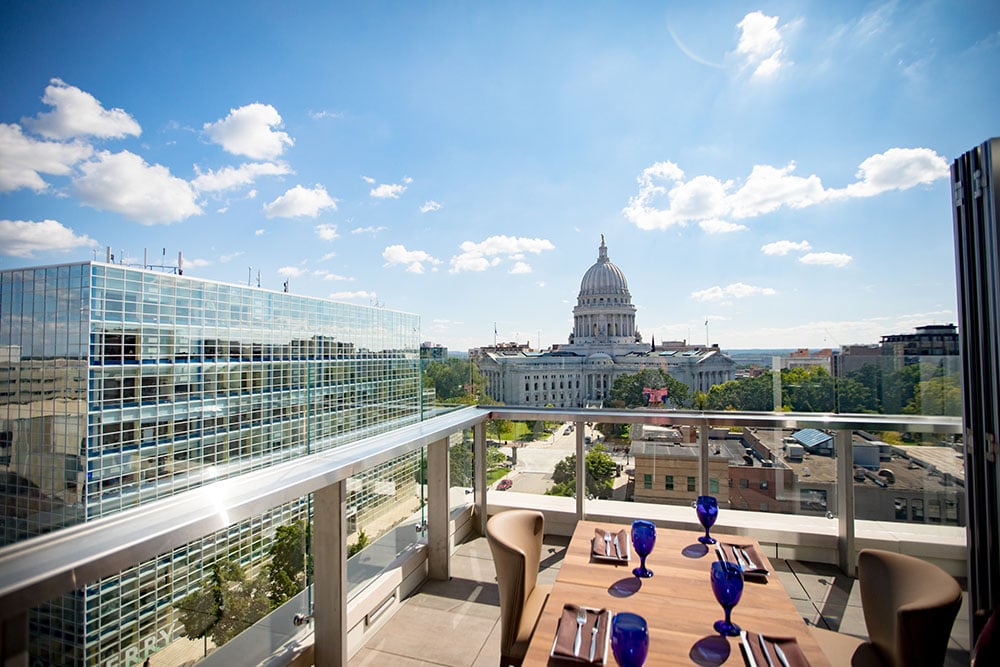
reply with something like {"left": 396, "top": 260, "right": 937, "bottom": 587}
{"left": 699, "top": 424, "right": 710, "bottom": 496}
{"left": 834, "top": 429, "right": 856, "bottom": 576}
{"left": 313, "top": 480, "right": 347, "bottom": 667}
{"left": 575, "top": 421, "right": 586, "bottom": 520}
{"left": 473, "top": 423, "right": 487, "bottom": 535}
{"left": 427, "top": 437, "right": 450, "bottom": 581}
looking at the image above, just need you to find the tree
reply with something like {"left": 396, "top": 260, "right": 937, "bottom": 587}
{"left": 266, "top": 522, "right": 307, "bottom": 607}
{"left": 704, "top": 374, "right": 774, "bottom": 411}
{"left": 546, "top": 445, "right": 617, "bottom": 499}
{"left": 348, "top": 529, "right": 369, "bottom": 557}
{"left": 609, "top": 369, "right": 690, "bottom": 408}
{"left": 781, "top": 367, "right": 835, "bottom": 412}
{"left": 176, "top": 559, "right": 272, "bottom": 647}
{"left": 422, "top": 358, "right": 488, "bottom": 401}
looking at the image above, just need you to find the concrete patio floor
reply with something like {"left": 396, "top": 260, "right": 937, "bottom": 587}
{"left": 349, "top": 534, "right": 971, "bottom": 666}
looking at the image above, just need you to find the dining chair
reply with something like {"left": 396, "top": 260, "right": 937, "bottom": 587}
{"left": 809, "top": 548, "right": 962, "bottom": 667}
{"left": 486, "top": 509, "right": 552, "bottom": 666}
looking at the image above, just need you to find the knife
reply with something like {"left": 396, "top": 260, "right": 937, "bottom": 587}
{"left": 773, "top": 641, "right": 791, "bottom": 667}
{"left": 732, "top": 545, "right": 746, "bottom": 569}
{"left": 758, "top": 632, "right": 775, "bottom": 667}
{"left": 613, "top": 534, "right": 621, "bottom": 559}
{"left": 739, "top": 631, "right": 759, "bottom": 667}
{"left": 604, "top": 531, "right": 612, "bottom": 556}
{"left": 740, "top": 547, "right": 757, "bottom": 570}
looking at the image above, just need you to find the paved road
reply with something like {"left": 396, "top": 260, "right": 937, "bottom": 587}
{"left": 495, "top": 422, "right": 630, "bottom": 496}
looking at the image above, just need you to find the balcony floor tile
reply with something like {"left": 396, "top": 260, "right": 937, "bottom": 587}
{"left": 350, "top": 535, "right": 970, "bottom": 667}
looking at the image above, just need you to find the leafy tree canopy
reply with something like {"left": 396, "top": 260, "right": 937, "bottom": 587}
{"left": 609, "top": 368, "right": 691, "bottom": 408}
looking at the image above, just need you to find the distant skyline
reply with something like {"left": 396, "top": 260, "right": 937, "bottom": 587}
{"left": 1, "top": 2, "right": 998, "bottom": 351}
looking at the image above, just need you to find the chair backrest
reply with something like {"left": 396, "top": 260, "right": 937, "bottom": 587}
{"left": 486, "top": 510, "right": 545, "bottom": 658}
{"left": 858, "top": 549, "right": 962, "bottom": 667}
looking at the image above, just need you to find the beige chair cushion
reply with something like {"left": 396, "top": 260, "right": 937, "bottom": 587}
{"left": 487, "top": 510, "right": 549, "bottom": 665}
{"left": 858, "top": 549, "right": 962, "bottom": 667}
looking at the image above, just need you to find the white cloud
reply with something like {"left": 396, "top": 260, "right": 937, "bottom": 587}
{"left": 316, "top": 223, "right": 339, "bottom": 241}
{"left": 203, "top": 103, "right": 293, "bottom": 160}
{"left": 0, "top": 122, "right": 93, "bottom": 192}
{"left": 191, "top": 161, "right": 291, "bottom": 192}
{"left": 735, "top": 12, "right": 789, "bottom": 80}
{"left": 74, "top": 150, "right": 201, "bottom": 224}
{"left": 699, "top": 219, "right": 747, "bottom": 234}
{"left": 277, "top": 266, "right": 306, "bottom": 277}
{"left": 330, "top": 290, "right": 376, "bottom": 301}
{"left": 22, "top": 78, "right": 141, "bottom": 140}
{"left": 624, "top": 148, "right": 948, "bottom": 231}
{"left": 370, "top": 182, "right": 407, "bottom": 199}
{"left": 420, "top": 200, "right": 442, "bottom": 213}
{"left": 308, "top": 109, "right": 344, "bottom": 120}
{"left": 449, "top": 235, "right": 555, "bottom": 274}
{"left": 320, "top": 251, "right": 337, "bottom": 261}
{"left": 183, "top": 257, "right": 211, "bottom": 268}
{"left": 351, "top": 225, "right": 385, "bottom": 235}
{"left": 0, "top": 219, "right": 98, "bottom": 257}
{"left": 313, "top": 270, "right": 352, "bottom": 281}
{"left": 361, "top": 175, "right": 375, "bottom": 184}
{"left": 691, "top": 282, "right": 776, "bottom": 302}
{"left": 836, "top": 147, "right": 949, "bottom": 199}
{"left": 510, "top": 261, "right": 532, "bottom": 274}
{"left": 761, "top": 240, "right": 812, "bottom": 256}
{"left": 799, "top": 252, "right": 853, "bottom": 267}
{"left": 255, "top": 228, "right": 265, "bottom": 236}
{"left": 219, "top": 251, "right": 243, "bottom": 263}
{"left": 263, "top": 184, "right": 337, "bottom": 218}
{"left": 728, "top": 163, "right": 826, "bottom": 218}
{"left": 383, "top": 245, "right": 441, "bottom": 274}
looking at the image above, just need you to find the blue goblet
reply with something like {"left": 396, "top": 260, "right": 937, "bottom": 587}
{"left": 696, "top": 495, "right": 718, "bottom": 545}
{"left": 711, "top": 561, "right": 744, "bottom": 636}
{"left": 630, "top": 520, "right": 655, "bottom": 578}
{"left": 611, "top": 612, "right": 649, "bottom": 667}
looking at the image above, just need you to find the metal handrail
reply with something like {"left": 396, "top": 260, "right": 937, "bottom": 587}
{"left": 0, "top": 406, "right": 961, "bottom": 622}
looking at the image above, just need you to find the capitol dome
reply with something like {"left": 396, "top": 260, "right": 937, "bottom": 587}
{"left": 569, "top": 237, "right": 641, "bottom": 349}
{"left": 579, "top": 239, "right": 630, "bottom": 298}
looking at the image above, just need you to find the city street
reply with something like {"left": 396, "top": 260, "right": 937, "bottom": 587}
{"left": 494, "top": 422, "right": 631, "bottom": 498}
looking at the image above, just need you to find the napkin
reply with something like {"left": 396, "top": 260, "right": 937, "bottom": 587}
{"left": 741, "top": 631, "right": 811, "bottom": 667}
{"left": 719, "top": 542, "right": 769, "bottom": 577}
{"left": 591, "top": 528, "right": 629, "bottom": 562}
{"left": 551, "top": 604, "right": 611, "bottom": 664}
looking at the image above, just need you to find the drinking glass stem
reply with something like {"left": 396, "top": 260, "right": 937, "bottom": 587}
{"left": 640, "top": 555, "right": 647, "bottom": 574}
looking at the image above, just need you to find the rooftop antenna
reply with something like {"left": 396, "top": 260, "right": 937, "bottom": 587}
{"left": 705, "top": 317, "right": 710, "bottom": 347}
{"left": 257, "top": 270, "right": 261, "bottom": 288}
{"left": 283, "top": 279, "right": 289, "bottom": 293}
{"left": 248, "top": 266, "right": 253, "bottom": 286}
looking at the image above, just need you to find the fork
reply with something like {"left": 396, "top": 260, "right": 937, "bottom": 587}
{"left": 604, "top": 531, "right": 612, "bottom": 556}
{"left": 573, "top": 607, "right": 587, "bottom": 656}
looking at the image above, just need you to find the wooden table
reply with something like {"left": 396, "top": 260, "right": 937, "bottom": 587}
{"left": 523, "top": 521, "right": 831, "bottom": 666}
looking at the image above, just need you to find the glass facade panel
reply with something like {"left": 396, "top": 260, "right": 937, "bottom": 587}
{"left": 2, "top": 262, "right": 421, "bottom": 666}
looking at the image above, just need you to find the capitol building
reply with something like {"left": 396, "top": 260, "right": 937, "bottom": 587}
{"left": 476, "top": 238, "right": 736, "bottom": 407}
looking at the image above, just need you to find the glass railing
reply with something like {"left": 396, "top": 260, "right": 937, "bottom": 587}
{"left": 0, "top": 404, "right": 963, "bottom": 667}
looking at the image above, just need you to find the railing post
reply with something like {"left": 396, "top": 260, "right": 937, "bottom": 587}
{"left": 427, "top": 437, "right": 450, "bottom": 580}
{"left": 835, "top": 429, "right": 856, "bottom": 576}
{"left": 1, "top": 611, "right": 28, "bottom": 667}
{"left": 576, "top": 421, "right": 586, "bottom": 520}
{"left": 313, "top": 479, "right": 348, "bottom": 666}
{"left": 474, "top": 422, "right": 487, "bottom": 535}
{"left": 698, "top": 424, "right": 710, "bottom": 496}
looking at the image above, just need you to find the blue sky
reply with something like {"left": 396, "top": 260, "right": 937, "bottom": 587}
{"left": 1, "top": 2, "right": 997, "bottom": 352}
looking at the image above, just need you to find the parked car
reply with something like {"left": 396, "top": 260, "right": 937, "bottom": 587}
{"left": 496, "top": 478, "right": 513, "bottom": 491}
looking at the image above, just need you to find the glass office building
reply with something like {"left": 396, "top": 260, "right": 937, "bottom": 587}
{"left": 0, "top": 262, "right": 422, "bottom": 665}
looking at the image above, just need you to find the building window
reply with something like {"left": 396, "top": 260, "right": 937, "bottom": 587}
{"left": 760, "top": 502, "right": 768, "bottom": 512}
{"left": 912, "top": 499, "right": 924, "bottom": 521}
{"left": 894, "top": 498, "right": 908, "bottom": 521}
{"left": 643, "top": 474, "right": 652, "bottom": 490}
{"left": 709, "top": 478, "right": 719, "bottom": 494}
{"left": 664, "top": 475, "right": 673, "bottom": 490}
{"left": 686, "top": 476, "right": 696, "bottom": 492}
{"left": 759, "top": 480, "right": 769, "bottom": 490}
{"left": 739, "top": 479, "right": 749, "bottom": 489}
